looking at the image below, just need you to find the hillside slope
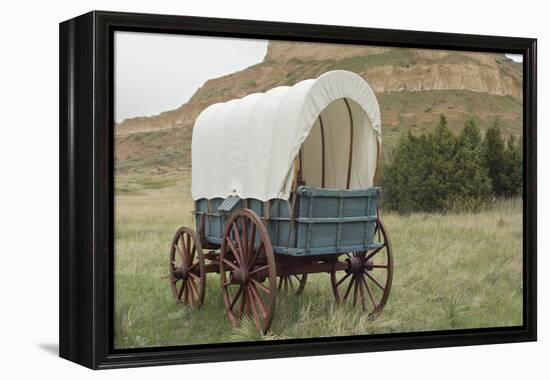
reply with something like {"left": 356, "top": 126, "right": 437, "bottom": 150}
{"left": 115, "top": 41, "right": 522, "bottom": 176}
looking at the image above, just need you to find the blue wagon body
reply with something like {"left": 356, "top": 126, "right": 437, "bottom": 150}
{"left": 195, "top": 186, "right": 381, "bottom": 256}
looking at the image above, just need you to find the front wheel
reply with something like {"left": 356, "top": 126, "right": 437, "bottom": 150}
{"left": 169, "top": 227, "right": 206, "bottom": 308}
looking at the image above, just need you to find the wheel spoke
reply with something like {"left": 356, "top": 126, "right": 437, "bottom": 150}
{"left": 371, "top": 264, "right": 387, "bottom": 269}
{"left": 335, "top": 272, "right": 351, "bottom": 288}
{"left": 365, "top": 271, "right": 385, "bottom": 291}
{"left": 288, "top": 276, "right": 295, "bottom": 292}
{"left": 365, "top": 246, "right": 384, "bottom": 261}
{"left": 187, "top": 284, "right": 194, "bottom": 307}
{"left": 248, "top": 223, "right": 256, "bottom": 262}
{"left": 249, "top": 283, "right": 268, "bottom": 318}
{"left": 189, "top": 279, "right": 199, "bottom": 301}
{"left": 188, "top": 271, "right": 199, "bottom": 280}
{"left": 225, "top": 238, "right": 243, "bottom": 266}
{"left": 177, "top": 282, "right": 185, "bottom": 299}
{"left": 250, "top": 278, "right": 269, "bottom": 293}
{"left": 358, "top": 275, "right": 366, "bottom": 310}
{"left": 278, "top": 277, "right": 283, "bottom": 290}
{"left": 178, "top": 235, "right": 185, "bottom": 258}
{"left": 250, "top": 265, "right": 268, "bottom": 276}
{"left": 222, "top": 258, "right": 239, "bottom": 271}
{"left": 182, "top": 282, "right": 188, "bottom": 304}
{"left": 229, "top": 286, "right": 244, "bottom": 310}
{"left": 239, "top": 287, "right": 247, "bottom": 317}
{"left": 189, "top": 245, "right": 196, "bottom": 266}
{"left": 343, "top": 276, "right": 354, "bottom": 301}
{"left": 184, "top": 233, "right": 190, "bottom": 257}
{"left": 174, "top": 244, "right": 185, "bottom": 261}
{"left": 352, "top": 276, "right": 359, "bottom": 306}
{"left": 247, "top": 287, "right": 261, "bottom": 330}
{"left": 242, "top": 216, "right": 249, "bottom": 262}
{"left": 361, "top": 274, "right": 377, "bottom": 308}
{"left": 231, "top": 222, "right": 244, "bottom": 265}
{"left": 248, "top": 243, "right": 264, "bottom": 270}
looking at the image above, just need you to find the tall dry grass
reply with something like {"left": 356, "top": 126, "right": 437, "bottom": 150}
{"left": 114, "top": 177, "right": 522, "bottom": 348}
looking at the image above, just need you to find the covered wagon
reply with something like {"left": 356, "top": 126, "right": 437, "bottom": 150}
{"left": 169, "top": 70, "right": 393, "bottom": 333}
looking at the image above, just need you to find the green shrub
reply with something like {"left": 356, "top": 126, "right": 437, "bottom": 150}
{"left": 381, "top": 115, "right": 520, "bottom": 213}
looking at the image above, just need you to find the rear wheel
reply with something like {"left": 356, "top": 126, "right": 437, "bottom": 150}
{"left": 330, "top": 219, "right": 393, "bottom": 315}
{"left": 278, "top": 274, "right": 308, "bottom": 295}
{"left": 169, "top": 227, "right": 206, "bottom": 308}
{"left": 219, "top": 209, "right": 277, "bottom": 334}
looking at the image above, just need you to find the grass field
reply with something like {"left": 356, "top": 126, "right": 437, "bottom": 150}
{"left": 114, "top": 176, "right": 523, "bottom": 349}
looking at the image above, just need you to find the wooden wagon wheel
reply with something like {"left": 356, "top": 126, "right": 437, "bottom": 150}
{"left": 219, "top": 209, "right": 277, "bottom": 334}
{"left": 278, "top": 274, "right": 308, "bottom": 295}
{"left": 169, "top": 226, "right": 206, "bottom": 308}
{"left": 330, "top": 219, "right": 393, "bottom": 315}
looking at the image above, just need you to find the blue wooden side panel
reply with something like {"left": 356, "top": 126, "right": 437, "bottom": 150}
{"left": 194, "top": 186, "right": 380, "bottom": 256}
{"left": 295, "top": 186, "right": 380, "bottom": 255}
{"left": 195, "top": 197, "right": 295, "bottom": 248}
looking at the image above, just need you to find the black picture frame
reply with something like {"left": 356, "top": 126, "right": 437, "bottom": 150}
{"left": 59, "top": 10, "right": 537, "bottom": 369}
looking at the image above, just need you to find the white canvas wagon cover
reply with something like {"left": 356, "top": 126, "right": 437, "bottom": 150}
{"left": 191, "top": 70, "right": 381, "bottom": 201}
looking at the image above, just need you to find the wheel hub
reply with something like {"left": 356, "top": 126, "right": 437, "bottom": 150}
{"left": 174, "top": 266, "right": 189, "bottom": 280}
{"left": 230, "top": 267, "right": 249, "bottom": 285}
{"left": 346, "top": 256, "right": 365, "bottom": 274}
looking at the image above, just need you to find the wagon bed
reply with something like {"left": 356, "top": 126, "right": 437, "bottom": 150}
{"left": 196, "top": 186, "right": 382, "bottom": 256}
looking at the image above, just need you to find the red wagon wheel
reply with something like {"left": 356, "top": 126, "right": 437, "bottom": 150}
{"left": 278, "top": 274, "right": 308, "bottom": 295}
{"left": 331, "top": 219, "right": 393, "bottom": 315}
{"left": 169, "top": 227, "right": 206, "bottom": 308}
{"left": 219, "top": 209, "right": 277, "bottom": 334}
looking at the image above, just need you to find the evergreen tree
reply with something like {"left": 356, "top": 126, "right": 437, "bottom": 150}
{"left": 383, "top": 115, "right": 460, "bottom": 212}
{"left": 505, "top": 134, "right": 523, "bottom": 196}
{"left": 383, "top": 116, "right": 492, "bottom": 213}
{"left": 382, "top": 115, "right": 523, "bottom": 213}
{"left": 455, "top": 118, "right": 491, "bottom": 207}
{"left": 483, "top": 119, "right": 510, "bottom": 197}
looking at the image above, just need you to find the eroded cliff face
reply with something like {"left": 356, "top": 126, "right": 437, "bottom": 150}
{"left": 264, "top": 41, "right": 388, "bottom": 62}
{"left": 116, "top": 41, "right": 522, "bottom": 135}
{"left": 264, "top": 41, "right": 522, "bottom": 97}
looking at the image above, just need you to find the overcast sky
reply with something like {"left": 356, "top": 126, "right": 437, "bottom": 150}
{"left": 115, "top": 32, "right": 524, "bottom": 123}
{"left": 114, "top": 32, "right": 268, "bottom": 123}
{"left": 506, "top": 54, "right": 523, "bottom": 63}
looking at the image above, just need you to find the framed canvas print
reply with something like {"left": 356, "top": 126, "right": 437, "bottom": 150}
{"left": 59, "top": 11, "right": 537, "bottom": 369}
